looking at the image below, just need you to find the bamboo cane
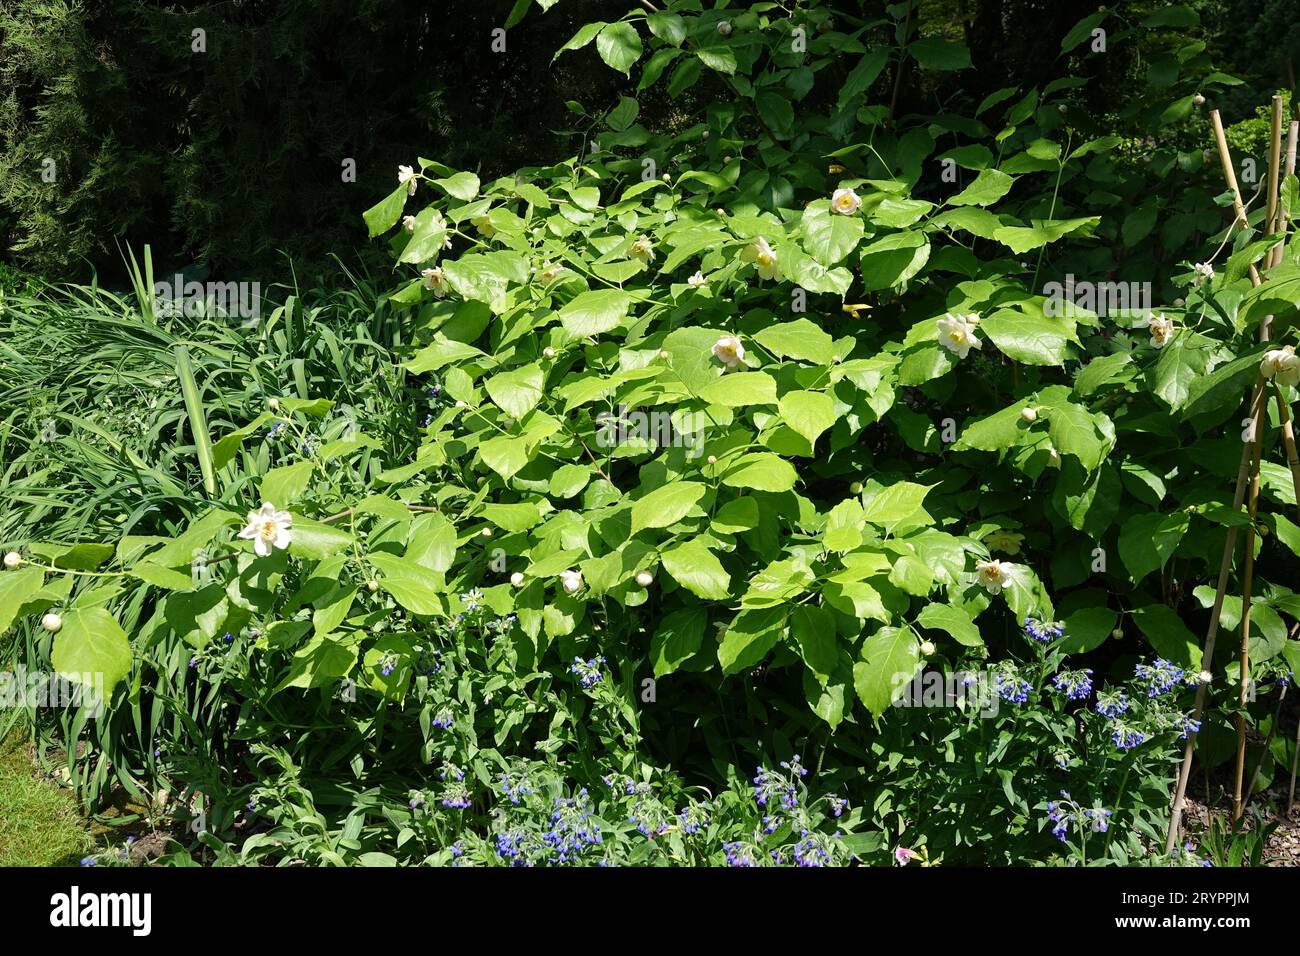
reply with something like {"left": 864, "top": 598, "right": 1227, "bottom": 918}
{"left": 1165, "top": 110, "right": 1279, "bottom": 850}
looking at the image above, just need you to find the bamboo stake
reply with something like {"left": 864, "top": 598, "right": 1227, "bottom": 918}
{"left": 1165, "top": 109, "right": 1279, "bottom": 850}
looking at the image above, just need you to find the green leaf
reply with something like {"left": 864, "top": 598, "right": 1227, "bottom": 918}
{"left": 1118, "top": 511, "right": 1189, "bottom": 583}
{"left": 559, "top": 289, "right": 631, "bottom": 337}
{"left": 51, "top": 607, "right": 133, "bottom": 695}
{"left": 720, "top": 453, "right": 798, "bottom": 492}
{"left": 1047, "top": 402, "right": 1109, "bottom": 470}
{"left": 993, "top": 217, "right": 1099, "bottom": 254}
{"left": 854, "top": 625, "right": 921, "bottom": 716}
{"left": 753, "top": 319, "right": 837, "bottom": 365}
{"left": 363, "top": 183, "right": 408, "bottom": 237}
{"left": 916, "top": 603, "right": 983, "bottom": 647}
{"left": 661, "top": 537, "right": 731, "bottom": 599}
{"left": 801, "top": 203, "right": 864, "bottom": 266}
{"left": 778, "top": 390, "right": 837, "bottom": 445}
{"left": 860, "top": 481, "right": 934, "bottom": 529}
{"left": 948, "top": 168, "right": 1014, "bottom": 207}
{"left": 1132, "top": 604, "right": 1200, "bottom": 668}
{"left": 699, "top": 371, "right": 779, "bottom": 407}
{"left": 596, "top": 21, "right": 642, "bottom": 75}
{"left": 952, "top": 402, "right": 1031, "bottom": 452}
{"left": 485, "top": 363, "right": 544, "bottom": 419}
{"left": 719, "top": 608, "right": 785, "bottom": 674}
{"left": 367, "top": 553, "right": 446, "bottom": 615}
{"left": 261, "top": 461, "right": 314, "bottom": 508}
{"left": 406, "top": 512, "right": 457, "bottom": 573}
{"left": 982, "top": 310, "right": 1075, "bottom": 366}
{"left": 791, "top": 605, "right": 839, "bottom": 684}
{"left": 631, "top": 481, "right": 706, "bottom": 534}
{"left": 0, "top": 567, "right": 45, "bottom": 635}
{"left": 432, "top": 171, "right": 479, "bottom": 201}
{"left": 288, "top": 519, "right": 354, "bottom": 560}
{"left": 1059, "top": 606, "right": 1118, "bottom": 654}
{"left": 908, "top": 38, "right": 971, "bottom": 71}
{"left": 650, "top": 607, "right": 707, "bottom": 677}
{"left": 646, "top": 11, "right": 686, "bottom": 45}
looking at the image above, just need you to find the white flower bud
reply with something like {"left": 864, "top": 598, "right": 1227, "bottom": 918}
{"left": 560, "top": 569, "right": 583, "bottom": 594}
{"left": 1111, "top": 628, "right": 1124, "bottom": 639}
{"left": 510, "top": 572, "right": 525, "bottom": 587}
{"left": 850, "top": 481, "right": 863, "bottom": 494}
{"left": 920, "top": 641, "right": 936, "bottom": 657}
{"left": 1194, "top": 93, "right": 1206, "bottom": 105}
{"left": 717, "top": 20, "right": 732, "bottom": 35}
{"left": 42, "top": 612, "right": 62, "bottom": 633}
{"left": 480, "top": 528, "right": 492, "bottom": 538}
{"left": 543, "top": 347, "right": 556, "bottom": 359}
{"left": 366, "top": 580, "right": 379, "bottom": 592}
{"left": 707, "top": 455, "right": 717, "bottom": 465}
{"left": 268, "top": 397, "right": 280, "bottom": 411}
{"left": 636, "top": 571, "right": 653, "bottom": 587}
{"left": 3, "top": 551, "right": 21, "bottom": 569}
{"left": 1020, "top": 407, "right": 1037, "bottom": 423}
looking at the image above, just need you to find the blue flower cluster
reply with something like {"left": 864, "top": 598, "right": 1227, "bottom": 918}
{"left": 540, "top": 789, "right": 603, "bottom": 864}
{"left": 1110, "top": 721, "right": 1147, "bottom": 751}
{"left": 996, "top": 673, "right": 1031, "bottom": 704}
{"left": 723, "top": 841, "right": 759, "bottom": 867}
{"left": 570, "top": 655, "right": 606, "bottom": 689}
{"left": 1095, "top": 690, "right": 1129, "bottom": 718}
{"left": 1051, "top": 668, "right": 1093, "bottom": 701}
{"left": 497, "top": 770, "right": 536, "bottom": 805}
{"left": 431, "top": 707, "right": 454, "bottom": 729}
{"left": 1024, "top": 618, "right": 1065, "bottom": 643}
{"left": 1135, "top": 658, "right": 1185, "bottom": 697}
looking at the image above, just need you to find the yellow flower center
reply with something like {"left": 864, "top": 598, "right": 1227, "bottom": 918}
{"left": 259, "top": 520, "right": 279, "bottom": 542}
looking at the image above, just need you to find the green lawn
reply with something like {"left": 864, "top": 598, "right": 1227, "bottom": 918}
{"left": 0, "top": 732, "right": 93, "bottom": 866}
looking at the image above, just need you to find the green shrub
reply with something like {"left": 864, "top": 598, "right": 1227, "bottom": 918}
{"left": 3, "top": 1, "right": 1299, "bottom": 866}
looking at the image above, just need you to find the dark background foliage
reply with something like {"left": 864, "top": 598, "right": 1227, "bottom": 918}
{"left": 0, "top": 0, "right": 1293, "bottom": 281}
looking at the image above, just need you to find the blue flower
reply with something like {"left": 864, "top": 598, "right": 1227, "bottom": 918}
{"left": 996, "top": 673, "right": 1031, "bottom": 704}
{"left": 1111, "top": 722, "right": 1147, "bottom": 750}
{"left": 569, "top": 655, "right": 606, "bottom": 689}
{"left": 1095, "top": 690, "right": 1129, "bottom": 718}
{"left": 1024, "top": 617, "right": 1065, "bottom": 643}
{"left": 1135, "top": 658, "right": 1185, "bottom": 698}
{"left": 1051, "top": 668, "right": 1093, "bottom": 701}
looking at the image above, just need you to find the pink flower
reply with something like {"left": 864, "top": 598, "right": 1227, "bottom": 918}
{"left": 894, "top": 846, "right": 917, "bottom": 866}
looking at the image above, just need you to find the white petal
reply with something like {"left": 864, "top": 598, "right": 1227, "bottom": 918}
{"left": 253, "top": 537, "right": 272, "bottom": 558}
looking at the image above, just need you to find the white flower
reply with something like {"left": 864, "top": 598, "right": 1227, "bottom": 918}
{"left": 1140, "top": 312, "right": 1175, "bottom": 348}
{"left": 421, "top": 267, "right": 448, "bottom": 297}
{"left": 3, "top": 551, "right": 20, "bottom": 569}
{"left": 1193, "top": 262, "right": 1214, "bottom": 286}
{"left": 510, "top": 572, "right": 525, "bottom": 588}
{"left": 1261, "top": 345, "right": 1300, "bottom": 387}
{"left": 741, "top": 237, "right": 780, "bottom": 280}
{"left": 1197, "top": 670, "right": 1213, "bottom": 685}
{"left": 635, "top": 571, "right": 654, "bottom": 587}
{"left": 472, "top": 215, "right": 496, "bottom": 239}
{"left": 560, "top": 569, "right": 583, "bottom": 594}
{"left": 402, "top": 215, "right": 417, "bottom": 233}
{"left": 975, "top": 559, "right": 1014, "bottom": 595}
{"left": 936, "top": 312, "right": 982, "bottom": 359}
{"left": 398, "top": 165, "right": 418, "bottom": 196}
{"left": 631, "top": 235, "right": 656, "bottom": 263}
{"left": 982, "top": 530, "right": 1024, "bottom": 555}
{"left": 830, "top": 187, "right": 862, "bottom": 215}
{"left": 1019, "top": 407, "right": 1037, "bottom": 423}
{"left": 687, "top": 271, "right": 707, "bottom": 288}
{"left": 42, "top": 612, "right": 62, "bottom": 633}
{"left": 237, "top": 502, "right": 293, "bottom": 558}
{"left": 920, "top": 640, "right": 936, "bottom": 657}
{"left": 712, "top": 335, "right": 746, "bottom": 368}
{"left": 717, "top": 20, "right": 732, "bottom": 35}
